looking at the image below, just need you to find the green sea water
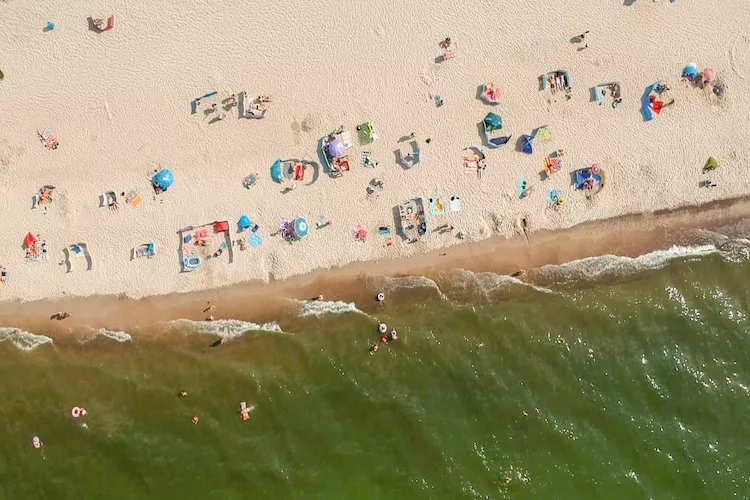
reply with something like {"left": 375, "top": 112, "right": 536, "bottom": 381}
{"left": 2, "top": 243, "right": 750, "bottom": 499}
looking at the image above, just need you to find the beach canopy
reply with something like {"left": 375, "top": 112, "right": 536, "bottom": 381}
{"left": 238, "top": 215, "right": 251, "bottom": 230}
{"left": 271, "top": 159, "right": 283, "bottom": 183}
{"left": 683, "top": 63, "right": 699, "bottom": 80}
{"left": 23, "top": 232, "right": 37, "bottom": 249}
{"left": 152, "top": 169, "right": 174, "bottom": 190}
{"left": 294, "top": 217, "right": 309, "bottom": 239}
{"left": 534, "top": 125, "right": 552, "bottom": 143}
{"left": 521, "top": 135, "right": 533, "bottom": 154}
{"left": 483, "top": 112, "right": 502, "bottom": 131}
{"left": 703, "top": 66, "right": 716, "bottom": 82}
{"left": 641, "top": 84, "right": 656, "bottom": 121}
{"left": 704, "top": 156, "right": 720, "bottom": 171}
{"left": 328, "top": 139, "right": 345, "bottom": 158}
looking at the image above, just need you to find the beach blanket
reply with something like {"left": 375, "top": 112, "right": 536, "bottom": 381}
{"left": 449, "top": 195, "right": 462, "bottom": 213}
{"left": 428, "top": 196, "right": 447, "bottom": 217}
{"left": 516, "top": 178, "right": 529, "bottom": 199}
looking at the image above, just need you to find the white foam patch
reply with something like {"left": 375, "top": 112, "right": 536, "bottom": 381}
{"left": 0, "top": 328, "right": 54, "bottom": 351}
{"left": 297, "top": 300, "right": 367, "bottom": 318}
{"left": 98, "top": 329, "right": 133, "bottom": 342}
{"left": 451, "top": 269, "right": 555, "bottom": 295}
{"left": 378, "top": 275, "right": 448, "bottom": 300}
{"left": 537, "top": 245, "right": 718, "bottom": 283}
{"left": 169, "top": 318, "right": 284, "bottom": 339}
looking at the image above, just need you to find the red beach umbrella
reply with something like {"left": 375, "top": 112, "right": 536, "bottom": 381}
{"left": 23, "top": 232, "right": 37, "bottom": 249}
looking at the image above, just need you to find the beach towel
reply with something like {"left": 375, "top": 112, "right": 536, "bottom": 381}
{"left": 594, "top": 86, "right": 606, "bottom": 104}
{"left": 464, "top": 158, "right": 478, "bottom": 174}
{"left": 428, "top": 196, "right": 447, "bottom": 216}
{"left": 249, "top": 234, "right": 263, "bottom": 248}
{"left": 516, "top": 178, "right": 528, "bottom": 199}
{"left": 449, "top": 195, "right": 462, "bottom": 213}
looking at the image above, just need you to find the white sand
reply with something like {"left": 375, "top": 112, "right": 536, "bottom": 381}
{"left": 1, "top": 0, "right": 749, "bottom": 302}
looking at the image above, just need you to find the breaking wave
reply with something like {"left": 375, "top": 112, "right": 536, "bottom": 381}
{"left": 449, "top": 269, "right": 555, "bottom": 296}
{"left": 169, "top": 318, "right": 284, "bottom": 339}
{"left": 0, "top": 328, "right": 54, "bottom": 351}
{"left": 98, "top": 329, "right": 133, "bottom": 342}
{"left": 297, "top": 299, "right": 367, "bottom": 318}
{"left": 536, "top": 245, "right": 719, "bottom": 284}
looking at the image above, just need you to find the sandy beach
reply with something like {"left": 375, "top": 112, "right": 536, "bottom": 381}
{"left": 1, "top": 0, "right": 750, "bottom": 305}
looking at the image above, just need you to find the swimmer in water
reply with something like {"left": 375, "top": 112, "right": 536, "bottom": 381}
{"left": 390, "top": 329, "right": 398, "bottom": 341}
{"left": 179, "top": 391, "right": 188, "bottom": 397}
{"left": 192, "top": 416, "right": 199, "bottom": 424}
{"left": 370, "top": 343, "right": 379, "bottom": 354}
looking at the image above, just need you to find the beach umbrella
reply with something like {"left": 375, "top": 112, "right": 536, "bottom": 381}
{"left": 152, "top": 169, "right": 174, "bottom": 190}
{"left": 71, "top": 244, "right": 83, "bottom": 255}
{"left": 683, "top": 63, "right": 699, "bottom": 80}
{"left": 703, "top": 66, "right": 716, "bottom": 82}
{"left": 238, "top": 215, "right": 251, "bottom": 231}
{"left": 23, "top": 232, "right": 37, "bottom": 249}
{"left": 521, "top": 135, "right": 533, "bottom": 154}
{"left": 294, "top": 217, "right": 309, "bottom": 239}
{"left": 271, "top": 159, "right": 283, "bottom": 183}
{"left": 483, "top": 112, "right": 502, "bottom": 132}
{"left": 328, "top": 139, "right": 345, "bottom": 158}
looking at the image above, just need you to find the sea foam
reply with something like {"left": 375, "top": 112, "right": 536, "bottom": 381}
{"left": 0, "top": 328, "right": 54, "bottom": 351}
{"left": 169, "top": 318, "right": 284, "bottom": 339}
{"left": 297, "top": 299, "right": 367, "bottom": 318}
{"left": 537, "top": 245, "right": 718, "bottom": 283}
{"left": 97, "top": 329, "right": 133, "bottom": 342}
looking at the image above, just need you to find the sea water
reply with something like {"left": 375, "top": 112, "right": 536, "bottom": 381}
{"left": 2, "top": 242, "right": 750, "bottom": 499}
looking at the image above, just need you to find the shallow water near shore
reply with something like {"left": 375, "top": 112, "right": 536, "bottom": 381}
{"left": 2, "top": 244, "right": 750, "bottom": 498}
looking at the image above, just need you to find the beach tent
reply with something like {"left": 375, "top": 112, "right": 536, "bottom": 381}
{"left": 483, "top": 113, "right": 502, "bottom": 132}
{"left": 534, "top": 125, "right": 552, "bottom": 143}
{"left": 575, "top": 168, "right": 602, "bottom": 190}
{"left": 214, "top": 220, "right": 229, "bottom": 233}
{"left": 683, "top": 63, "right": 699, "bottom": 80}
{"left": 480, "top": 82, "right": 502, "bottom": 104}
{"left": 238, "top": 215, "right": 251, "bottom": 231}
{"left": 271, "top": 159, "right": 283, "bottom": 183}
{"left": 152, "top": 169, "right": 174, "bottom": 191}
{"left": 23, "top": 232, "right": 37, "bottom": 249}
{"left": 521, "top": 135, "right": 534, "bottom": 154}
{"left": 641, "top": 84, "right": 656, "bottom": 121}
{"left": 704, "top": 156, "right": 720, "bottom": 172}
{"left": 294, "top": 217, "right": 309, "bottom": 239}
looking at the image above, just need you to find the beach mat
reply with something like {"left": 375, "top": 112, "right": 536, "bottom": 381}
{"left": 428, "top": 196, "right": 447, "bottom": 216}
{"left": 449, "top": 195, "right": 461, "bottom": 212}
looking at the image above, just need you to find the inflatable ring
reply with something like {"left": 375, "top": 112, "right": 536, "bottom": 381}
{"left": 376, "top": 292, "right": 385, "bottom": 302}
{"left": 71, "top": 406, "right": 81, "bottom": 418}
{"left": 390, "top": 329, "right": 398, "bottom": 340}
{"left": 378, "top": 323, "right": 387, "bottom": 333}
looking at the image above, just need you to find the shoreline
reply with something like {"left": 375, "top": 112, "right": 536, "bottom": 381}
{"left": 2, "top": 195, "right": 749, "bottom": 337}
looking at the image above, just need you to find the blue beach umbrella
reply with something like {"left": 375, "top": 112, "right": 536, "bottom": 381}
{"left": 294, "top": 217, "right": 309, "bottom": 239}
{"left": 152, "top": 169, "right": 174, "bottom": 190}
{"left": 271, "top": 159, "right": 283, "bottom": 183}
{"left": 521, "top": 135, "right": 533, "bottom": 154}
{"left": 238, "top": 215, "right": 251, "bottom": 231}
{"left": 682, "top": 63, "right": 699, "bottom": 80}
